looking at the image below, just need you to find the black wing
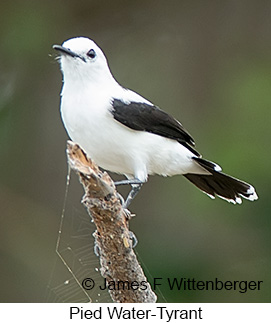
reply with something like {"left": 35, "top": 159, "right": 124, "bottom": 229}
{"left": 111, "top": 99, "right": 200, "bottom": 156}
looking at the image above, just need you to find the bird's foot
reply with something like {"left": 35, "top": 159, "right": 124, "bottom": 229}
{"left": 129, "top": 231, "right": 138, "bottom": 248}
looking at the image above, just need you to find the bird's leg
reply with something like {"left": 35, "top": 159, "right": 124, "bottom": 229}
{"left": 123, "top": 183, "right": 143, "bottom": 208}
{"left": 116, "top": 192, "right": 125, "bottom": 206}
{"left": 114, "top": 179, "right": 143, "bottom": 186}
{"left": 114, "top": 179, "right": 144, "bottom": 209}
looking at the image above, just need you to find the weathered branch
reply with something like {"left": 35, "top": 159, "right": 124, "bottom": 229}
{"left": 66, "top": 141, "right": 157, "bottom": 303}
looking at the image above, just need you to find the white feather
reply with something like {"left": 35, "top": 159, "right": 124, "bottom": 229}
{"left": 55, "top": 36, "right": 258, "bottom": 204}
{"left": 58, "top": 37, "right": 206, "bottom": 182}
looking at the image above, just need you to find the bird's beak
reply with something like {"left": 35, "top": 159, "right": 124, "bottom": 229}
{"left": 53, "top": 45, "right": 86, "bottom": 62}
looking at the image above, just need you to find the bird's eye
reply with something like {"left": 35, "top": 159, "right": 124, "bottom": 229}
{"left": 87, "top": 49, "right": 96, "bottom": 59}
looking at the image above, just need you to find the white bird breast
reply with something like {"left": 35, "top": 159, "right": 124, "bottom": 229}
{"left": 60, "top": 85, "right": 201, "bottom": 182}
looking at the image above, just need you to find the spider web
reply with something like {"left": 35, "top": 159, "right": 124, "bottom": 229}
{"left": 45, "top": 169, "right": 111, "bottom": 303}
{"left": 45, "top": 168, "right": 166, "bottom": 303}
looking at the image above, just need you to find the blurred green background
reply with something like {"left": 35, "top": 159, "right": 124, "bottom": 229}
{"left": 0, "top": 0, "right": 270, "bottom": 303}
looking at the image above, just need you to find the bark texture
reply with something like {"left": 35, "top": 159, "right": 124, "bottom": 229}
{"left": 66, "top": 141, "right": 157, "bottom": 303}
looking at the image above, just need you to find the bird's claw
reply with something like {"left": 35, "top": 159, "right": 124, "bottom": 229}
{"left": 129, "top": 231, "right": 138, "bottom": 248}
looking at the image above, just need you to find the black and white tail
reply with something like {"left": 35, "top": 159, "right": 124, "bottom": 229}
{"left": 184, "top": 157, "right": 258, "bottom": 204}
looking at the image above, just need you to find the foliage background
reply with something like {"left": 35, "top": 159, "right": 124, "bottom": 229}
{"left": 0, "top": 0, "right": 270, "bottom": 302}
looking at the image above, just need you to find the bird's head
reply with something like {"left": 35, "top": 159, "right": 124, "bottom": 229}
{"left": 53, "top": 37, "right": 113, "bottom": 83}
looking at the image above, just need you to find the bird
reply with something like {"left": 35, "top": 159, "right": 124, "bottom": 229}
{"left": 53, "top": 37, "right": 258, "bottom": 208}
